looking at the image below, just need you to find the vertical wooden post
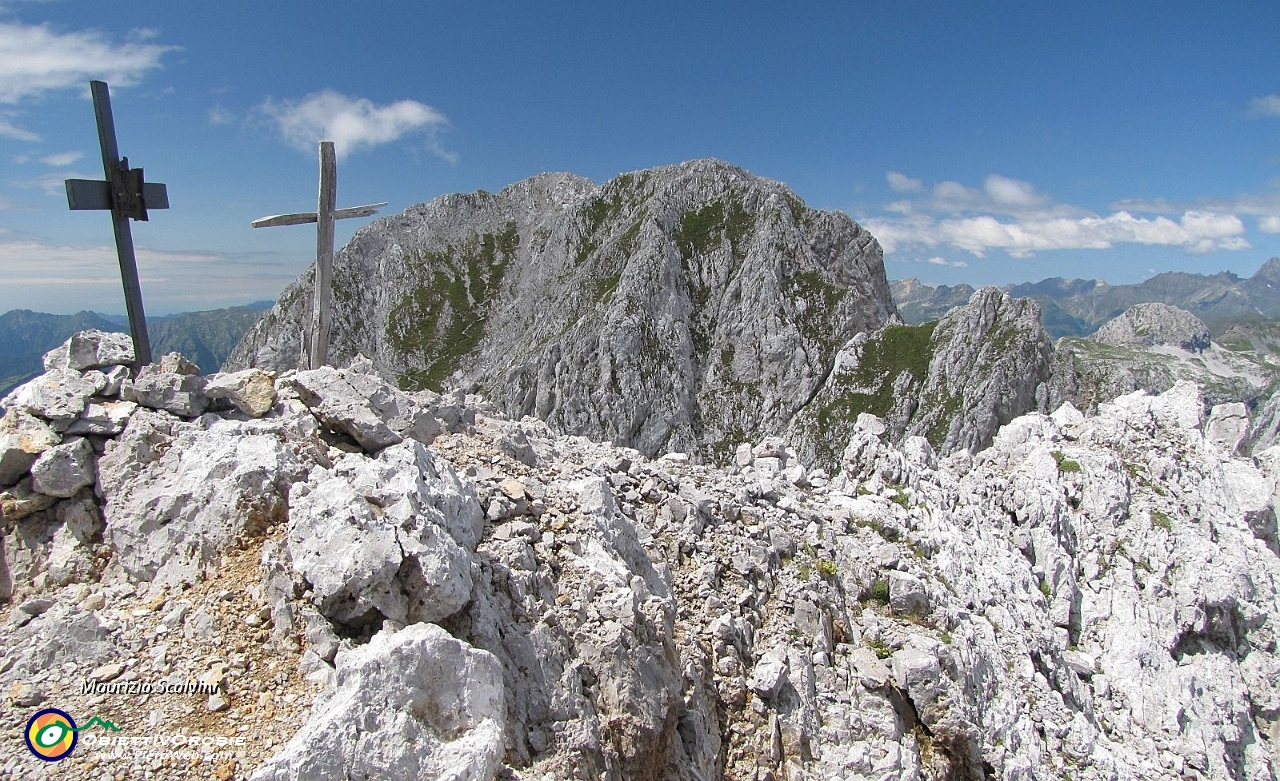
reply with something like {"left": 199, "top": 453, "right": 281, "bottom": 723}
{"left": 311, "top": 141, "right": 337, "bottom": 370}
{"left": 90, "top": 80, "right": 153, "bottom": 366}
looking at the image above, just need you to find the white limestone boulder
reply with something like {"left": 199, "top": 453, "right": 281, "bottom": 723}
{"left": 29, "top": 437, "right": 94, "bottom": 498}
{"left": 41, "top": 330, "right": 134, "bottom": 372}
{"left": 204, "top": 368, "right": 277, "bottom": 418}
{"left": 121, "top": 359, "right": 209, "bottom": 418}
{"left": 250, "top": 623, "right": 504, "bottom": 781}
{"left": 99, "top": 417, "right": 307, "bottom": 584}
{"left": 0, "top": 410, "right": 60, "bottom": 487}
{"left": 2, "top": 369, "right": 104, "bottom": 431}
{"left": 287, "top": 441, "right": 481, "bottom": 627}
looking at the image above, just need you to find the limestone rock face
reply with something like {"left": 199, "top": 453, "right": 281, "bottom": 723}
{"left": 99, "top": 416, "right": 309, "bottom": 585}
{"left": 286, "top": 441, "right": 481, "bottom": 628}
{"left": 228, "top": 159, "right": 896, "bottom": 461}
{"left": 250, "top": 623, "right": 505, "bottom": 781}
{"left": 791, "top": 286, "right": 1055, "bottom": 465}
{"left": 41, "top": 329, "right": 134, "bottom": 372}
{"left": 1092, "top": 302, "right": 1212, "bottom": 351}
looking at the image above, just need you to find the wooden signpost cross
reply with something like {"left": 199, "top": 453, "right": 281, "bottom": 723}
{"left": 252, "top": 141, "right": 386, "bottom": 370}
{"left": 64, "top": 80, "right": 169, "bottom": 367}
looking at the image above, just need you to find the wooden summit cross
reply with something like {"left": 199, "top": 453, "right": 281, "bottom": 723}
{"left": 252, "top": 141, "right": 386, "bottom": 370}
{"left": 64, "top": 80, "right": 169, "bottom": 367}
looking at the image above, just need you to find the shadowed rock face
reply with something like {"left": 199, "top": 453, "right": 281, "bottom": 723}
{"left": 227, "top": 159, "right": 897, "bottom": 461}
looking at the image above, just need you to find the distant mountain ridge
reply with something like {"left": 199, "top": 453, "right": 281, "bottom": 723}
{"left": 0, "top": 302, "right": 271, "bottom": 397}
{"left": 892, "top": 257, "right": 1280, "bottom": 338}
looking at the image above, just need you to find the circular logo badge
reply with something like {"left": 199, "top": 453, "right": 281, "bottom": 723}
{"left": 25, "top": 708, "right": 78, "bottom": 762}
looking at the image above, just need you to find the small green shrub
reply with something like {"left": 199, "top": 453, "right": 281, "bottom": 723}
{"left": 1039, "top": 579, "right": 1051, "bottom": 598}
{"left": 889, "top": 486, "right": 910, "bottom": 509}
{"left": 1151, "top": 510, "right": 1173, "bottom": 532}
{"left": 817, "top": 559, "right": 838, "bottom": 578}
{"left": 867, "top": 637, "right": 893, "bottom": 660}
{"left": 865, "top": 578, "right": 890, "bottom": 604}
{"left": 1052, "top": 451, "right": 1083, "bottom": 474}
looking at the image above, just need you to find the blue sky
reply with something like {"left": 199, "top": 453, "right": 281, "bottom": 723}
{"left": 1, "top": 1, "right": 1278, "bottom": 314}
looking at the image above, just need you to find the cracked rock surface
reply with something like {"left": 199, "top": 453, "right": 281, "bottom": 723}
{"left": 2, "top": 331, "right": 1279, "bottom": 780}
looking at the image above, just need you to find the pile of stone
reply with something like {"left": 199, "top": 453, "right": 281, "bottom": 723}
{"left": 3, "top": 330, "right": 1280, "bottom": 781}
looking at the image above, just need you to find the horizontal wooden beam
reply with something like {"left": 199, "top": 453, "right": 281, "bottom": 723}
{"left": 251, "top": 211, "right": 317, "bottom": 228}
{"left": 251, "top": 202, "right": 388, "bottom": 229}
{"left": 65, "top": 179, "right": 169, "bottom": 211}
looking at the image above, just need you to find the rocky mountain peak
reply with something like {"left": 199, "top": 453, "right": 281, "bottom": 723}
{"left": 1254, "top": 256, "right": 1280, "bottom": 286}
{"left": 1091, "top": 302, "right": 1211, "bottom": 352}
{"left": 228, "top": 159, "right": 897, "bottom": 462}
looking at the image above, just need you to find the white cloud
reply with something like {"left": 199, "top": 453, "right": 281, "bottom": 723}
{"left": 1248, "top": 94, "right": 1280, "bottom": 118}
{"left": 40, "top": 150, "right": 82, "bottom": 166}
{"left": 0, "top": 21, "right": 176, "bottom": 104}
{"left": 1261, "top": 216, "right": 1280, "bottom": 233}
{"left": 259, "top": 89, "right": 451, "bottom": 160}
{"left": 0, "top": 113, "right": 38, "bottom": 141}
{"left": 868, "top": 209, "right": 1249, "bottom": 258}
{"left": 926, "top": 256, "right": 968, "bottom": 268}
{"left": 983, "top": 174, "right": 1047, "bottom": 209}
{"left": 13, "top": 169, "right": 94, "bottom": 194}
{"left": 864, "top": 172, "right": 1255, "bottom": 260}
{"left": 207, "top": 104, "right": 234, "bottom": 126}
{"left": 886, "top": 171, "right": 923, "bottom": 193}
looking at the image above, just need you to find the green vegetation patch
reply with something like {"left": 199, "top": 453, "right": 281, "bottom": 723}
{"left": 673, "top": 199, "right": 756, "bottom": 259}
{"left": 1151, "top": 509, "right": 1173, "bottom": 532}
{"left": 863, "top": 578, "right": 891, "bottom": 605}
{"left": 801, "top": 322, "right": 938, "bottom": 468}
{"left": 388, "top": 222, "right": 519, "bottom": 391}
{"left": 1052, "top": 451, "right": 1083, "bottom": 474}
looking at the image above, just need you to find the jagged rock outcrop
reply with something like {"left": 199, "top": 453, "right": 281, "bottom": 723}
{"left": 4, "top": 331, "right": 1280, "bottom": 781}
{"left": 1091, "top": 302, "right": 1212, "bottom": 351}
{"left": 228, "top": 159, "right": 896, "bottom": 462}
{"left": 790, "top": 286, "right": 1056, "bottom": 466}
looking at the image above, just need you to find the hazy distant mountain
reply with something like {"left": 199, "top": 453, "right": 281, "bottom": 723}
{"left": 0, "top": 310, "right": 121, "bottom": 394}
{"left": 891, "top": 257, "right": 1280, "bottom": 339}
{"left": 0, "top": 302, "right": 270, "bottom": 397}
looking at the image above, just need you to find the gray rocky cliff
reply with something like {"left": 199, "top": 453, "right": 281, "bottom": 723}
{"left": 790, "top": 287, "right": 1055, "bottom": 467}
{"left": 227, "top": 159, "right": 896, "bottom": 462}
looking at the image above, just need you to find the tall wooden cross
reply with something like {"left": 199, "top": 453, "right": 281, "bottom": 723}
{"left": 64, "top": 80, "right": 169, "bottom": 367}
{"left": 252, "top": 141, "right": 386, "bottom": 370}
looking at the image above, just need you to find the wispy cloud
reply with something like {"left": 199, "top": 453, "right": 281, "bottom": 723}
{"left": 0, "top": 112, "right": 38, "bottom": 141}
{"left": 0, "top": 236, "right": 303, "bottom": 314}
{"left": 1248, "top": 94, "right": 1280, "bottom": 118}
{"left": 865, "top": 171, "right": 1251, "bottom": 259}
{"left": 258, "top": 89, "right": 452, "bottom": 161}
{"left": 207, "top": 104, "right": 234, "bottom": 126}
{"left": 40, "top": 151, "right": 82, "bottom": 166}
{"left": 1261, "top": 216, "right": 1280, "bottom": 234}
{"left": 13, "top": 169, "right": 93, "bottom": 196}
{"left": 886, "top": 171, "right": 923, "bottom": 193}
{"left": 926, "top": 256, "right": 968, "bottom": 268}
{"left": 0, "top": 21, "right": 176, "bottom": 104}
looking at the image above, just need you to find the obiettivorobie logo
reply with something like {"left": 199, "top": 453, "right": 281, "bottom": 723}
{"left": 24, "top": 709, "right": 121, "bottom": 762}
